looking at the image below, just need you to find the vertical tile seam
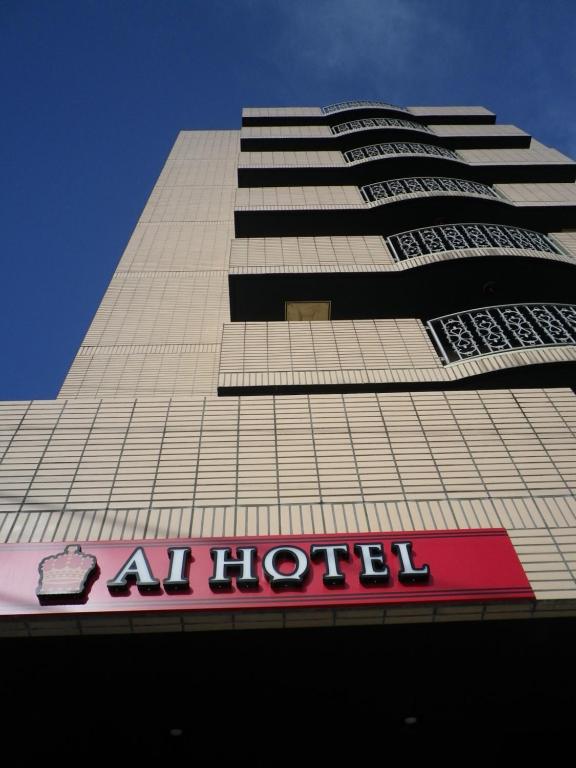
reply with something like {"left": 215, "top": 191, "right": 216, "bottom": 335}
{"left": 305, "top": 394, "right": 325, "bottom": 531}
{"left": 473, "top": 392, "right": 532, "bottom": 498}
{"left": 144, "top": 398, "right": 173, "bottom": 537}
{"left": 54, "top": 399, "right": 105, "bottom": 543}
{"left": 373, "top": 393, "right": 409, "bottom": 504}
{"left": 189, "top": 396, "right": 207, "bottom": 536}
{"left": 6, "top": 401, "right": 68, "bottom": 542}
{"left": 94, "top": 399, "right": 139, "bottom": 541}
{"left": 0, "top": 400, "right": 33, "bottom": 464}
{"left": 510, "top": 390, "right": 572, "bottom": 499}
{"left": 340, "top": 394, "right": 365, "bottom": 530}
{"left": 233, "top": 396, "right": 241, "bottom": 535}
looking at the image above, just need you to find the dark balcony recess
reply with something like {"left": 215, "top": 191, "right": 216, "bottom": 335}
{"left": 242, "top": 109, "right": 496, "bottom": 128}
{"left": 234, "top": 194, "right": 576, "bottom": 239}
{"left": 240, "top": 131, "right": 530, "bottom": 153}
{"left": 238, "top": 154, "right": 475, "bottom": 188}
{"left": 238, "top": 156, "right": 576, "bottom": 188}
{"left": 235, "top": 193, "right": 513, "bottom": 239}
{"left": 228, "top": 256, "right": 576, "bottom": 325}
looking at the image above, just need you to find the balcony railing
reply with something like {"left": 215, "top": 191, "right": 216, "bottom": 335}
{"left": 331, "top": 118, "right": 431, "bottom": 136}
{"left": 344, "top": 142, "right": 458, "bottom": 164}
{"left": 361, "top": 176, "right": 500, "bottom": 204}
{"left": 427, "top": 303, "right": 576, "bottom": 363}
{"left": 322, "top": 100, "right": 409, "bottom": 115}
{"left": 387, "top": 223, "right": 565, "bottom": 263}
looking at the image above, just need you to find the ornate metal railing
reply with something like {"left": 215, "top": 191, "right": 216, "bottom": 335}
{"left": 331, "top": 118, "right": 431, "bottom": 136}
{"left": 361, "top": 177, "right": 500, "bottom": 204}
{"left": 387, "top": 223, "right": 565, "bottom": 263}
{"left": 322, "top": 100, "right": 409, "bottom": 115}
{"left": 427, "top": 303, "right": 576, "bottom": 364}
{"left": 344, "top": 142, "right": 458, "bottom": 164}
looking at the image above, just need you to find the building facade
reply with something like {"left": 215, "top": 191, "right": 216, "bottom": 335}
{"left": 2, "top": 102, "right": 576, "bottom": 750}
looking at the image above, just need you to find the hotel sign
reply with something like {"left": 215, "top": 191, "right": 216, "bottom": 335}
{"left": 0, "top": 529, "right": 533, "bottom": 618}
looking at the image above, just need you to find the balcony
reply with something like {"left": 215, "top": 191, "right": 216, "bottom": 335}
{"left": 428, "top": 303, "right": 576, "bottom": 363}
{"left": 322, "top": 100, "right": 410, "bottom": 116}
{"left": 234, "top": 176, "right": 576, "bottom": 239}
{"left": 238, "top": 142, "right": 576, "bottom": 187}
{"left": 361, "top": 176, "right": 501, "bottom": 204}
{"left": 234, "top": 177, "right": 516, "bottom": 238}
{"left": 344, "top": 142, "right": 459, "bottom": 165}
{"left": 332, "top": 117, "right": 432, "bottom": 136}
{"left": 386, "top": 223, "right": 569, "bottom": 265}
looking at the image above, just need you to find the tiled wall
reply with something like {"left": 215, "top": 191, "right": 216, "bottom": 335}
{"left": 497, "top": 182, "right": 576, "bottom": 204}
{"left": 1, "top": 390, "right": 576, "bottom": 616}
{"left": 217, "top": 321, "right": 576, "bottom": 392}
{"left": 229, "top": 236, "right": 394, "bottom": 268}
{"left": 239, "top": 182, "right": 576, "bottom": 209}
{"left": 235, "top": 185, "right": 363, "bottom": 208}
{"left": 2, "top": 388, "right": 576, "bottom": 514}
{"left": 59, "top": 131, "right": 238, "bottom": 399}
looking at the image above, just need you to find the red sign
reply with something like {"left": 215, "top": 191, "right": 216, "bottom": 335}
{"left": 0, "top": 529, "right": 533, "bottom": 618}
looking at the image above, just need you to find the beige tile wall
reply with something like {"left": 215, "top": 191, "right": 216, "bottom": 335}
{"left": 217, "top": 321, "right": 576, "bottom": 391}
{"left": 230, "top": 236, "right": 395, "bottom": 268}
{"left": 236, "top": 181, "right": 576, "bottom": 210}
{"left": 117, "top": 222, "right": 234, "bottom": 272}
{"left": 241, "top": 126, "right": 333, "bottom": 138}
{"left": 432, "top": 124, "right": 527, "bottom": 138}
{"left": 3, "top": 388, "right": 576, "bottom": 516}
{"left": 59, "top": 131, "right": 239, "bottom": 399}
{"left": 459, "top": 140, "right": 572, "bottom": 165}
{"left": 235, "top": 185, "right": 363, "bottom": 208}
{"left": 229, "top": 234, "right": 575, "bottom": 273}
{"left": 2, "top": 390, "right": 576, "bottom": 616}
{"left": 243, "top": 107, "right": 323, "bottom": 118}
{"left": 219, "top": 319, "right": 441, "bottom": 374}
{"left": 408, "top": 106, "right": 495, "bottom": 117}
{"left": 497, "top": 182, "right": 576, "bottom": 204}
{"left": 238, "top": 150, "right": 344, "bottom": 167}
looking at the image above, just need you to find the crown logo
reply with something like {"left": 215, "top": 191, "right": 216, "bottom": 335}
{"left": 36, "top": 545, "right": 98, "bottom": 601}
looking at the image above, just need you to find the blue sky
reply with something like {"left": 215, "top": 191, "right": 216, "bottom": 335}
{"left": 1, "top": 0, "right": 575, "bottom": 400}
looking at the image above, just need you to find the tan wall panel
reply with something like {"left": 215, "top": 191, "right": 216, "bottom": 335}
{"left": 116, "top": 222, "right": 233, "bottom": 272}
{"left": 432, "top": 124, "right": 527, "bottom": 138}
{"left": 497, "top": 182, "right": 576, "bottom": 204}
{"left": 241, "top": 126, "right": 332, "bottom": 138}
{"left": 459, "top": 140, "right": 572, "bottom": 165}
{"left": 235, "top": 185, "right": 363, "bottom": 208}
{"left": 60, "top": 348, "right": 220, "bottom": 399}
{"left": 80, "top": 272, "right": 229, "bottom": 347}
{"left": 230, "top": 235, "right": 393, "bottom": 268}
{"left": 220, "top": 319, "right": 441, "bottom": 373}
{"left": 242, "top": 107, "right": 323, "bottom": 118}
{"left": 238, "top": 150, "right": 344, "bottom": 167}
{"left": 2, "top": 390, "right": 576, "bottom": 519}
{"left": 167, "top": 130, "right": 240, "bottom": 160}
